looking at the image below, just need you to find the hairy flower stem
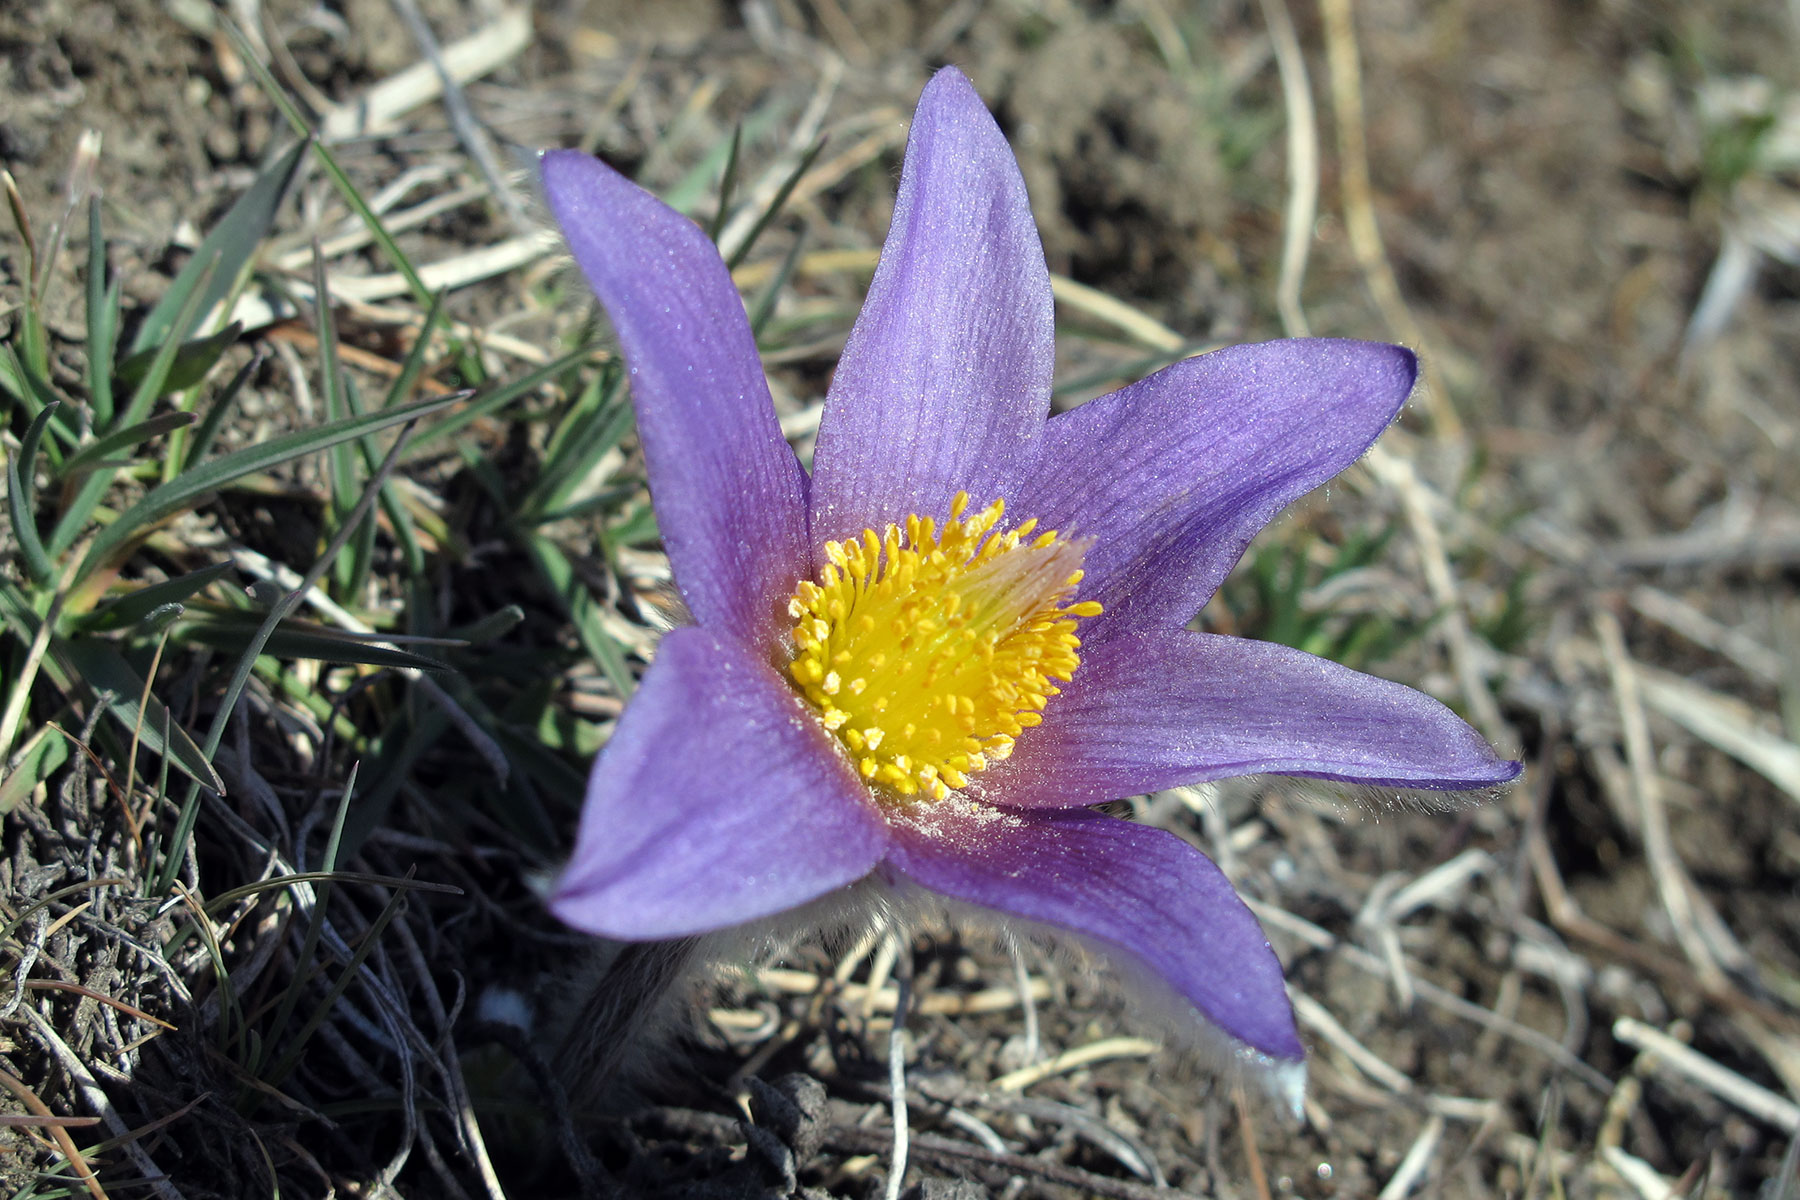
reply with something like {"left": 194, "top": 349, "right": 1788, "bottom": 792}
{"left": 557, "top": 937, "right": 702, "bottom": 1101}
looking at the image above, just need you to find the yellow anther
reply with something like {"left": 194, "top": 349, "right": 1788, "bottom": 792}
{"left": 786, "top": 491, "right": 1100, "bottom": 805}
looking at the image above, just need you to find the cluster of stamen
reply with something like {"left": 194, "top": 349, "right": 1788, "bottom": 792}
{"left": 787, "top": 492, "right": 1102, "bottom": 802}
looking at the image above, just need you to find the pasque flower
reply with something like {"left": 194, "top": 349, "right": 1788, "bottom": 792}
{"left": 539, "top": 68, "right": 1518, "bottom": 1083}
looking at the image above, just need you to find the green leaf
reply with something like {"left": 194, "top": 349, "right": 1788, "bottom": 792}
{"left": 75, "top": 390, "right": 461, "bottom": 585}
{"left": 8, "top": 400, "right": 59, "bottom": 583}
{"left": 708, "top": 124, "right": 744, "bottom": 243}
{"left": 447, "top": 604, "right": 523, "bottom": 644}
{"left": 410, "top": 342, "right": 601, "bottom": 452}
{"left": 58, "top": 639, "right": 225, "bottom": 795}
{"left": 178, "top": 615, "right": 451, "bottom": 672}
{"left": 381, "top": 291, "right": 446, "bottom": 410}
{"left": 221, "top": 17, "right": 432, "bottom": 311}
{"left": 607, "top": 499, "right": 660, "bottom": 549}
{"left": 82, "top": 562, "right": 234, "bottom": 631}
{"left": 0, "top": 725, "right": 71, "bottom": 815}
{"left": 529, "top": 361, "right": 632, "bottom": 520}
{"left": 725, "top": 138, "right": 826, "bottom": 271}
{"left": 0, "top": 343, "right": 75, "bottom": 448}
{"left": 154, "top": 416, "right": 425, "bottom": 894}
{"left": 525, "top": 533, "right": 635, "bottom": 700}
{"left": 183, "top": 350, "right": 262, "bottom": 470}
{"left": 129, "top": 140, "right": 306, "bottom": 355}
{"left": 47, "top": 264, "right": 217, "bottom": 557}
{"left": 663, "top": 101, "right": 790, "bottom": 213}
{"left": 261, "top": 867, "right": 413, "bottom": 1089}
{"left": 58, "top": 411, "right": 198, "bottom": 478}
{"left": 86, "top": 197, "right": 117, "bottom": 426}
{"left": 750, "top": 227, "right": 807, "bottom": 339}
{"left": 114, "top": 322, "right": 243, "bottom": 398}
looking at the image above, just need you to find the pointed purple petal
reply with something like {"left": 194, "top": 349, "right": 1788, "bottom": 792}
{"left": 976, "top": 629, "right": 1521, "bottom": 808}
{"left": 1017, "top": 339, "right": 1415, "bottom": 633}
{"left": 809, "top": 67, "right": 1054, "bottom": 544}
{"left": 542, "top": 150, "right": 810, "bottom": 648}
{"left": 887, "top": 804, "right": 1302, "bottom": 1061}
{"left": 551, "top": 628, "right": 887, "bottom": 940}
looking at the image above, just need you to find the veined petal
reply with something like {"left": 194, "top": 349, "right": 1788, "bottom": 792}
{"left": 886, "top": 803, "right": 1303, "bottom": 1062}
{"left": 976, "top": 629, "right": 1521, "bottom": 808}
{"left": 809, "top": 67, "right": 1054, "bottom": 544}
{"left": 551, "top": 628, "right": 887, "bottom": 940}
{"left": 542, "top": 150, "right": 810, "bottom": 649}
{"left": 1017, "top": 339, "right": 1416, "bottom": 634}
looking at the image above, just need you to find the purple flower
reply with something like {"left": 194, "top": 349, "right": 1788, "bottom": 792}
{"left": 539, "top": 68, "right": 1518, "bottom": 1084}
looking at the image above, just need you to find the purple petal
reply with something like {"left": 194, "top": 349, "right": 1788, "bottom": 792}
{"left": 809, "top": 67, "right": 1054, "bottom": 544}
{"left": 551, "top": 628, "right": 887, "bottom": 940}
{"left": 886, "top": 803, "right": 1303, "bottom": 1061}
{"left": 976, "top": 629, "right": 1521, "bottom": 808}
{"left": 541, "top": 150, "right": 810, "bottom": 649}
{"left": 1017, "top": 339, "right": 1416, "bottom": 633}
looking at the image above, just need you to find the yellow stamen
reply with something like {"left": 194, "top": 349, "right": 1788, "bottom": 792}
{"left": 787, "top": 492, "right": 1102, "bottom": 803}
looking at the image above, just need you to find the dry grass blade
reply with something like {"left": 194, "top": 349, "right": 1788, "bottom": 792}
{"left": 1318, "top": 0, "right": 1461, "bottom": 438}
{"left": 319, "top": 7, "right": 531, "bottom": 142}
{"left": 17, "top": 1007, "right": 187, "bottom": 1200}
{"left": 990, "top": 1036, "right": 1160, "bottom": 1092}
{"left": 1378, "top": 1113, "right": 1445, "bottom": 1199}
{"left": 1614, "top": 1018, "right": 1800, "bottom": 1133}
{"left": 1636, "top": 664, "right": 1800, "bottom": 805}
{"left": 1256, "top": 0, "right": 1319, "bottom": 339}
{"left": 0, "top": 1064, "right": 110, "bottom": 1200}
{"left": 1596, "top": 608, "right": 1729, "bottom": 990}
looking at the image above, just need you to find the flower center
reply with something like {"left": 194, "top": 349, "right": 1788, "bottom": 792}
{"left": 786, "top": 492, "right": 1102, "bottom": 803}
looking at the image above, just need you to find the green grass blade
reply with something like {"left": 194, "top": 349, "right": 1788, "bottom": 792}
{"left": 81, "top": 562, "right": 233, "bottom": 632}
{"left": 3, "top": 170, "right": 49, "bottom": 381}
{"left": 117, "top": 255, "right": 218, "bottom": 425}
{"left": 203, "top": 870, "right": 459, "bottom": 915}
{"left": 0, "top": 723, "right": 70, "bottom": 815}
{"left": 8, "top": 401, "right": 59, "bottom": 583}
{"left": 128, "top": 140, "right": 306, "bottom": 355}
{"left": 114, "top": 321, "right": 243, "bottom": 398}
{"left": 57, "top": 412, "right": 197, "bottom": 478}
{"left": 262, "top": 870, "right": 414, "bottom": 1089}
{"left": 56, "top": 640, "right": 225, "bottom": 794}
{"left": 750, "top": 227, "right": 807, "bottom": 339}
{"left": 353, "top": 384, "right": 425, "bottom": 578}
{"left": 152, "top": 419, "right": 424, "bottom": 893}
{"left": 311, "top": 246, "right": 365, "bottom": 597}
{"left": 76, "top": 391, "right": 459, "bottom": 586}
{"left": 708, "top": 123, "right": 744, "bottom": 242}
{"left": 47, "top": 260, "right": 218, "bottom": 558}
{"left": 448, "top": 604, "right": 523, "bottom": 644}
{"left": 531, "top": 393, "right": 634, "bottom": 521}
{"left": 605, "top": 500, "right": 659, "bottom": 549}
{"left": 0, "top": 344, "right": 76, "bottom": 453}
{"left": 381, "top": 292, "right": 446, "bottom": 409}
{"left": 247, "top": 763, "right": 357, "bottom": 1077}
{"left": 183, "top": 351, "right": 263, "bottom": 470}
{"left": 338, "top": 377, "right": 379, "bottom": 601}
{"left": 221, "top": 18, "right": 431, "bottom": 310}
{"left": 725, "top": 137, "right": 825, "bottom": 271}
{"left": 663, "top": 102, "right": 789, "bottom": 212}
{"left": 410, "top": 342, "right": 601, "bottom": 451}
{"left": 85, "top": 197, "right": 116, "bottom": 426}
{"left": 524, "top": 533, "right": 635, "bottom": 700}
{"left": 178, "top": 618, "right": 450, "bottom": 672}
{"left": 166, "top": 880, "right": 244, "bottom": 1054}
{"left": 539, "top": 356, "right": 613, "bottom": 470}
